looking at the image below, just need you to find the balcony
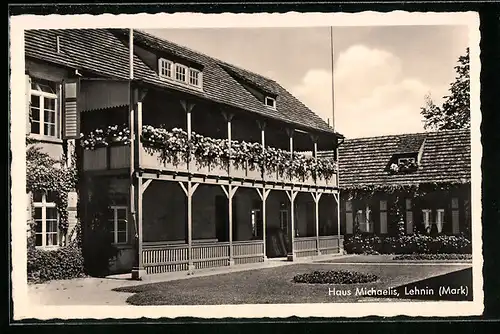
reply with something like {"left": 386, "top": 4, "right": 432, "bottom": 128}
{"left": 83, "top": 145, "right": 338, "bottom": 188}
{"left": 81, "top": 125, "right": 338, "bottom": 188}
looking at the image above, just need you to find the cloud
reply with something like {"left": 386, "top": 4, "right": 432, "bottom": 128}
{"left": 292, "top": 44, "right": 435, "bottom": 138}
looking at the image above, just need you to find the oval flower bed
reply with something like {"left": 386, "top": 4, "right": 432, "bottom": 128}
{"left": 293, "top": 270, "right": 378, "bottom": 284}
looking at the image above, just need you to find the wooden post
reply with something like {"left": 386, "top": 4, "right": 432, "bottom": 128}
{"left": 180, "top": 100, "right": 195, "bottom": 172}
{"left": 336, "top": 192, "right": 341, "bottom": 253}
{"left": 287, "top": 190, "right": 297, "bottom": 261}
{"left": 228, "top": 184, "right": 234, "bottom": 265}
{"left": 187, "top": 181, "right": 194, "bottom": 273}
{"left": 311, "top": 192, "right": 322, "bottom": 256}
{"left": 223, "top": 112, "right": 233, "bottom": 176}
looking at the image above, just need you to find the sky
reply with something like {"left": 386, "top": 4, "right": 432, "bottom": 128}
{"left": 145, "top": 26, "right": 469, "bottom": 139}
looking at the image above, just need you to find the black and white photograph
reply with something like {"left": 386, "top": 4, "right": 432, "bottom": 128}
{"left": 10, "top": 11, "right": 482, "bottom": 319}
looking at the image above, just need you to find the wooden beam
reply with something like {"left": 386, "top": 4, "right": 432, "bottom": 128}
{"left": 180, "top": 99, "right": 195, "bottom": 113}
{"left": 191, "top": 182, "right": 200, "bottom": 195}
{"left": 255, "top": 188, "right": 263, "bottom": 200}
{"left": 228, "top": 184, "right": 234, "bottom": 265}
{"left": 220, "top": 184, "right": 229, "bottom": 198}
{"left": 178, "top": 181, "right": 188, "bottom": 197}
{"left": 263, "top": 189, "right": 270, "bottom": 201}
{"left": 141, "top": 179, "right": 152, "bottom": 194}
{"left": 315, "top": 193, "right": 321, "bottom": 256}
{"left": 262, "top": 186, "right": 268, "bottom": 261}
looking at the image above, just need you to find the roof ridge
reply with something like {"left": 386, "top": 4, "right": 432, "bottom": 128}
{"left": 343, "top": 128, "right": 470, "bottom": 142}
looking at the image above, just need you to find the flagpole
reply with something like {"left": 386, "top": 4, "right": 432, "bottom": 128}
{"left": 330, "top": 26, "right": 335, "bottom": 132}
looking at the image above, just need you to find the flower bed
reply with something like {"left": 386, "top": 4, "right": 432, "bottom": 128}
{"left": 344, "top": 233, "right": 472, "bottom": 255}
{"left": 81, "top": 124, "right": 337, "bottom": 181}
{"left": 293, "top": 270, "right": 378, "bottom": 284}
{"left": 392, "top": 253, "right": 472, "bottom": 261}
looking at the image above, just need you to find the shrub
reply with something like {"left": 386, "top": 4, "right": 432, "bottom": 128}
{"left": 293, "top": 270, "right": 378, "bottom": 284}
{"left": 27, "top": 244, "right": 85, "bottom": 283}
{"left": 344, "top": 233, "right": 471, "bottom": 255}
{"left": 392, "top": 254, "right": 472, "bottom": 261}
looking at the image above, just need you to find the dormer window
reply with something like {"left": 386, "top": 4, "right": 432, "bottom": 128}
{"left": 158, "top": 57, "right": 203, "bottom": 89}
{"left": 189, "top": 68, "right": 201, "bottom": 87}
{"left": 175, "top": 64, "right": 187, "bottom": 83}
{"left": 398, "top": 157, "right": 416, "bottom": 165}
{"left": 158, "top": 58, "right": 173, "bottom": 79}
{"left": 265, "top": 96, "right": 276, "bottom": 109}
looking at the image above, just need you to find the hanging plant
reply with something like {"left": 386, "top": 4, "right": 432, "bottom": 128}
{"left": 80, "top": 124, "right": 338, "bottom": 181}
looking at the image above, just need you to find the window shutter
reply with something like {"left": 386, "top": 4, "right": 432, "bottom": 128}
{"left": 405, "top": 199, "right": 413, "bottom": 234}
{"left": 380, "top": 200, "right": 387, "bottom": 234}
{"left": 451, "top": 198, "right": 460, "bottom": 234}
{"left": 26, "top": 74, "right": 31, "bottom": 135}
{"left": 345, "top": 201, "right": 353, "bottom": 234}
{"left": 62, "top": 79, "right": 80, "bottom": 139}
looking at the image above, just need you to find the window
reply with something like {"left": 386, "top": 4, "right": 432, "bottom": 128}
{"left": 189, "top": 68, "right": 201, "bottom": 87}
{"left": 265, "top": 96, "right": 276, "bottom": 109}
{"left": 279, "top": 203, "right": 289, "bottom": 236}
{"left": 175, "top": 64, "right": 187, "bottom": 83}
{"left": 30, "top": 79, "right": 59, "bottom": 138}
{"left": 251, "top": 208, "right": 262, "bottom": 238}
{"left": 33, "top": 192, "right": 59, "bottom": 248}
{"left": 398, "top": 157, "right": 416, "bottom": 165}
{"left": 158, "top": 58, "right": 173, "bottom": 79}
{"left": 356, "top": 206, "right": 374, "bottom": 233}
{"left": 108, "top": 206, "right": 128, "bottom": 244}
{"left": 422, "top": 209, "right": 445, "bottom": 234}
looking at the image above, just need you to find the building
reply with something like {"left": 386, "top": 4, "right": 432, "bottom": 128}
{"left": 24, "top": 29, "right": 344, "bottom": 278}
{"left": 336, "top": 129, "right": 471, "bottom": 237}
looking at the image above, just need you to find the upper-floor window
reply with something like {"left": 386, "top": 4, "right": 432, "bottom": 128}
{"left": 189, "top": 68, "right": 201, "bottom": 87}
{"left": 33, "top": 191, "right": 59, "bottom": 248}
{"left": 159, "top": 58, "right": 173, "bottom": 79}
{"left": 30, "top": 79, "right": 59, "bottom": 138}
{"left": 107, "top": 205, "right": 128, "bottom": 244}
{"left": 265, "top": 96, "right": 276, "bottom": 109}
{"left": 158, "top": 57, "right": 203, "bottom": 89}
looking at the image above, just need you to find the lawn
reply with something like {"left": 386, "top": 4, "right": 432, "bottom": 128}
{"left": 113, "top": 263, "right": 471, "bottom": 305}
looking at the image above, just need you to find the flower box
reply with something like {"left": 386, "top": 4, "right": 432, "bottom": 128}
{"left": 189, "top": 159, "right": 211, "bottom": 175}
{"left": 317, "top": 175, "right": 337, "bottom": 187}
{"left": 246, "top": 162, "right": 262, "bottom": 180}
{"left": 83, "top": 147, "right": 107, "bottom": 171}
{"left": 142, "top": 150, "right": 188, "bottom": 173}
{"left": 229, "top": 160, "right": 246, "bottom": 179}
{"left": 109, "top": 145, "right": 130, "bottom": 169}
{"left": 263, "top": 168, "right": 279, "bottom": 183}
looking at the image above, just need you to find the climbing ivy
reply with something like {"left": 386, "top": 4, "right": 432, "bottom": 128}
{"left": 26, "top": 140, "right": 78, "bottom": 233}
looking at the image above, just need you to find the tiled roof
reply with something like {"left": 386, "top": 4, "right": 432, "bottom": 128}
{"left": 25, "top": 28, "right": 338, "bottom": 136}
{"left": 337, "top": 129, "right": 471, "bottom": 188}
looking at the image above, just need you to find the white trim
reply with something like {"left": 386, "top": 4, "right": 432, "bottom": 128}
{"left": 29, "top": 78, "right": 60, "bottom": 139}
{"left": 265, "top": 96, "right": 276, "bottom": 109}
{"left": 33, "top": 193, "right": 60, "bottom": 249}
{"left": 175, "top": 63, "right": 188, "bottom": 83}
{"left": 158, "top": 58, "right": 173, "bottom": 80}
{"left": 188, "top": 68, "right": 202, "bottom": 88}
{"left": 397, "top": 157, "right": 416, "bottom": 165}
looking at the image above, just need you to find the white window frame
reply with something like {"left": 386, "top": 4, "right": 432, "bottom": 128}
{"left": 188, "top": 68, "right": 202, "bottom": 88}
{"left": 436, "top": 209, "right": 445, "bottom": 233}
{"left": 30, "top": 79, "right": 59, "bottom": 139}
{"left": 175, "top": 64, "right": 188, "bottom": 83}
{"left": 357, "top": 208, "right": 374, "bottom": 233}
{"left": 158, "top": 58, "right": 174, "bottom": 79}
{"left": 109, "top": 205, "right": 128, "bottom": 244}
{"left": 265, "top": 96, "right": 276, "bottom": 110}
{"left": 33, "top": 193, "right": 59, "bottom": 249}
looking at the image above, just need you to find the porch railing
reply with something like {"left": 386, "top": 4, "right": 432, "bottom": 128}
{"left": 293, "top": 237, "right": 319, "bottom": 258}
{"left": 142, "top": 239, "right": 265, "bottom": 274}
{"left": 83, "top": 146, "right": 337, "bottom": 188}
{"left": 318, "top": 235, "right": 343, "bottom": 255}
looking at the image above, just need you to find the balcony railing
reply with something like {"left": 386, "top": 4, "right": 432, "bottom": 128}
{"left": 83, "top": 145, "right": 338, "bottom": 187}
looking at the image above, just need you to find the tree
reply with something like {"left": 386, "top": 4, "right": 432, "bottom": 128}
{"left": 421, "top": 48, "right": 470, "bottom": 130}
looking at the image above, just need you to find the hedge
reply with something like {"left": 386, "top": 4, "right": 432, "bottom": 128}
{"left": 27, "top": 244, "right": 85, "bottom": 283}
{"left": 344, "top": 233, "right": 472, "bottom": 255}
{"left": 392, "top": 253, "right": 472, "bottom": 261}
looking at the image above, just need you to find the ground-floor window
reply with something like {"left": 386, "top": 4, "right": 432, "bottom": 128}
{"left": 422, "top": 208, "right": 446, "bottom": 234}
{"left": 33, "top": 191, "right": 59, "bottom": 248}
{"left": 107, "top": 205, "right": 128, "bottom": 244}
